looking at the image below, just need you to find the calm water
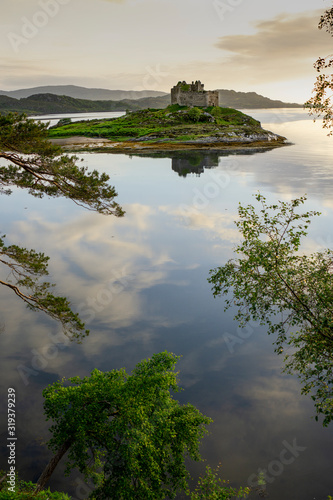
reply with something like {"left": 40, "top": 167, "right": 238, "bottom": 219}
{"left": 30, "top": 110, "right": 126, "bottom": 127}
{"left": 1, "top": 109, "right": 333, "bottom": 499}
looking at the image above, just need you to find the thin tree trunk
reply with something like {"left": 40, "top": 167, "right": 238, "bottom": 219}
{"left": 35, "top": 438, "right": 72, "bottom": 493}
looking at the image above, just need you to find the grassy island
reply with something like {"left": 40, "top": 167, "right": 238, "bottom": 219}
{"left": 48, "top": 105, "right": 287, "bottom": 151}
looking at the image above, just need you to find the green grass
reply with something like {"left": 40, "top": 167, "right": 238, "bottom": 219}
{"left": 174, "top": 135, "right": 202, "bottom": 141}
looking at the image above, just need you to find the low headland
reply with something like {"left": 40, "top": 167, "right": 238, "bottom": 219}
{"left": 48, "top": 104, "right": 288, "bottom": 153}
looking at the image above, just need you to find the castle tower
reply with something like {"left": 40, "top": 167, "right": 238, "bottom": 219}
{"left": 171, "top": 81, "right": 219, "bottom": 107}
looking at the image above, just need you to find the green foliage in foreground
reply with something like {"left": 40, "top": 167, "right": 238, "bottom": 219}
{"left": 40, "top": 352, "right": 213, "bottom": 499}
{"left": 0, "top": 465, "right": 252, "bottom": 499}
{"left": 0, "top": 472, "right": 70, "bottom": 499}
{"left": 190, "top": 465, "right": 250, "bottom": 499}
{"left": 48, "top": 104, "right": 266, "bottom": 142}
{"left": 0, "top": 488, "right": 70, "bottom": 499}
{"left": 209, "top": 194, "right": 333, "bottom": 426}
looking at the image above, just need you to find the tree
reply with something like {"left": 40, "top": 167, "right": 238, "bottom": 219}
{"left": 0, "top": 112, "right": 125, "bottom": 335}
{"left": 190, "top": 464, "right": 250, "bottom": 500}
{"left": 0, "top": 234, "right": 88, "bottom": 340}
{"left": 208, "top": 194, "right": 333, "bottom": 426}
{"left": 0, "top": 112, "right": 124, "bottom": 216}
{"left": 35, "top": 352, "right": 212, "bottom": 499}
{"left": 305, "top": 5, "right": 333, "bottom": 132}
{"left": 0, "top": 469, "right": 70, "bottom": 499}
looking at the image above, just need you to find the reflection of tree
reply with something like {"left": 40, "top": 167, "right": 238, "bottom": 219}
{"left": 0, "top": 235, "right": 88, "bottom": 340}
{"left": 0, "top": 113, "right": 124, "bottom": 216}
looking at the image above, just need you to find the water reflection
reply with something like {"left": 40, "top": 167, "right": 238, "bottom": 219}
{"left": 118, "top": 109, "right": 333, "bottom": 204}
{"left": 0, "top": 112, "right": 125, "bottom": 340}
{"left": 169, "top": 149, "right": 276, "bottom": 177}
{"left": 1, "top": 110, "right": 333, "bottom": 500}
{"left": 126, "top": 137, "right": 333, "bottom": 202}
{"left": 126, "top": 148, "right": 288, "bottom": 177}
{"left": 0, "top": 234, "right": 89, "bottom": 341}
{"left": 172, "top": 152, "right": 219, "bottom": 177}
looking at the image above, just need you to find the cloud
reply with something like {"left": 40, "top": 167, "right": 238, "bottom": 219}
{"left": 159, "top": 206, "right": 239, "bottom": 243}
{"left": 214, "top": 10, "right": 329, "bottom": 83}
{"left": 6, "top": 203, "right": 193, "bottom": 333}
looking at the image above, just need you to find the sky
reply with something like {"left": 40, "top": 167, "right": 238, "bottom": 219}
{"left": 1, "top": 0, "right": 333, "bottom": 103}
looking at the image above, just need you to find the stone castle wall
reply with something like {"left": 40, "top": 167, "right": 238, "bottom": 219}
{"left": 171, "top": 81, "right": 219, "bottom": 107}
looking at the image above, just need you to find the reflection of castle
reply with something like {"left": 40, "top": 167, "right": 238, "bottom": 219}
{"left": 171, "top": 153, "right": 219, "bottom": 177}
{"left": 171, "top": 81, "right": 219, "bottom": 108}
{"left": 124, "top": 149, "right": 268, "bottom": 178}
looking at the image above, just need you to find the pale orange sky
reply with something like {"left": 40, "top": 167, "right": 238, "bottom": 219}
{"left": 1, "top": 0, "right": 332, "bottom": 102}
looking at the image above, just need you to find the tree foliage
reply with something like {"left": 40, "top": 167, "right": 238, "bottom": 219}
{"left": 0, "top": 234, "right": 88, "bottom": 340}
{"left": 208, "top": 194, "right": 333, "bottom": 426}
{"left": 0, "top": 112, "right": 124, "bottom": 215}
{"left": 0, "top": 111, "right": 126, "bottom": 335}
{"left": 190, "top": 465, "right": 250, "bottom": 500}
{"left": 0, "top": 472, "right": 70, "bottom": 499}
{"left": 37, "top": 352, "right": 212, "bottom": 499}
{"left": 304, "top": 5, "right": 333, "bottom": 132}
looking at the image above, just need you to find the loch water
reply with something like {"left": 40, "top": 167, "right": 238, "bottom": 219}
{"left": 1, "top": 109, "right": 333, "bottom": 499}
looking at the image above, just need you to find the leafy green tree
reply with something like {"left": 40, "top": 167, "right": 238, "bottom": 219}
{"left": 35, "top": 352, "right": 212, "bottom": 499}
{"left": 0, "top": 111, "right": 125, "bottom": 335}
{"left": 208, "top": 194, "right": 333, "bottom": 426}
{"left": 0, "top": 234, "right": 88, "bottom": 340}
{"left": 305, "top": 5, "right": 333, "bottom": 132}
{"left": 190, "top": 465, "right": 250, "bottom": 499}
{"left": 187, "top": 107, "right": 202, "bottom": 122}
{"left": 0, "top": 112, "right": 124, "bottom": 215}
{"left": 0, "top": 469, "right": 70, "bottom": 499}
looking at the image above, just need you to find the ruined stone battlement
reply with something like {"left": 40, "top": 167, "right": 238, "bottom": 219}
{"left": 171, "top": 80, "right": 219, "bottom": 107}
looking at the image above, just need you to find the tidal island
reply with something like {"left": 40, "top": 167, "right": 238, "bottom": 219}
{"left": 49, "top": 80, "right": 288, "bottom": 153}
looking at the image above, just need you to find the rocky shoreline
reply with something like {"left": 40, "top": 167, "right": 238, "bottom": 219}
{"left": 51, "top": 133, "right": 288, "bottom": 153}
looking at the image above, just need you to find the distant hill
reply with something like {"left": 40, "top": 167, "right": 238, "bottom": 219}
{"left": 0, "top": 93, "right": 170, "bottom": 115}
{"left": 0, "top": 89, "right": 302, "bottom": 116}
{"left": 0, "top": 85, "right": 167, "bottom": 101}
{"left": 218, "top": 89, "right": 302, "bottom": 109}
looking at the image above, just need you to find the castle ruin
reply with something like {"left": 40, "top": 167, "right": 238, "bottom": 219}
{"left": 171, "top": 80, "right": 219, "bottom": 107}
